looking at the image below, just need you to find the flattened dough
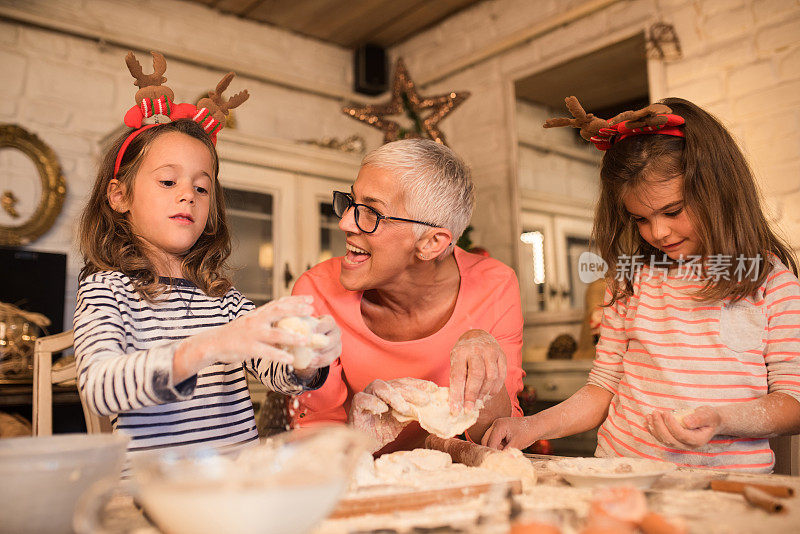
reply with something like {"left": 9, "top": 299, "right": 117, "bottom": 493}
{"left": 391, "top": 383, "right": 483, "bottom": 439}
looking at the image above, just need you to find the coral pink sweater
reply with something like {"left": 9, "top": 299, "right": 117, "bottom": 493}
{"left": 291, "top": 247, "right": 525, "bottom": 435}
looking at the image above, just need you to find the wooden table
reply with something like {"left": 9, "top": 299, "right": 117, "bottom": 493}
{"left": 94, "top": 455, "right": 800, "bottom": 534}
{"left": 517, "top": 455, "right": 800, "bottom": 534}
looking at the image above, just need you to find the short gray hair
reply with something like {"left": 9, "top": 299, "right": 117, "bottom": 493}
{"left": 361, "top": 139, "right": 474, "bottom": 257}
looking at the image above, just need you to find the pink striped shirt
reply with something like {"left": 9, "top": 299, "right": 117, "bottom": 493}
{"left": 588, "top": 260, "right": 800, "bottom": 473}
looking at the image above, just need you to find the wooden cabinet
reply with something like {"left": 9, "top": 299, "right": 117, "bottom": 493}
{"left": 518, "top": 209, "right": 594, "bottom": 318}
{"left": 216, "top": 131, "right": 360, "bottom": 302}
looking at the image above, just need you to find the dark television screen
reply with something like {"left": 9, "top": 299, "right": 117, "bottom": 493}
{"left": 0, "top": 247, "right": 67, "bottom": 334}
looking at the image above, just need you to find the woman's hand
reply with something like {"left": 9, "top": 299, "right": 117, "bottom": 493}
{"left": 645, "top": 407, "right": 720, "bottom": 449}
{"left": 448, "top": 329, "right": 507, "bottom": 414}
{"left": 481, "top": 416, "right": 539, "bottom": 450}
{"left": 307, "top": 315, "right": 342, "bottom": 368}
{"left": 173, "top": 295, "right": 315, "bottom": 382}
{"left": 349, "top": 378, "right": 433, "bottom": 450}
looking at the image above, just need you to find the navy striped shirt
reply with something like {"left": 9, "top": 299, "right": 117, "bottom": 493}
{"left": 73, "top": 271, "right": 327, "bottom": 456}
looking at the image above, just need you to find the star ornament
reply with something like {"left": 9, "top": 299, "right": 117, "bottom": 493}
{"left": 342, "top": 58, "right": 470, "bottom": 146}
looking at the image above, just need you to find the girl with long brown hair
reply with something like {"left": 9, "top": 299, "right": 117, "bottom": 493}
{"left": 484, "top": 97, "right": 800, "bottom": 472}
{"left": 74, "top": 53, "right": 338, "bottom": 457}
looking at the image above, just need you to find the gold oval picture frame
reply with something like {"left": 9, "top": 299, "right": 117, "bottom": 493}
{"left": 0, "top": 124, "right": 66, "bottom": 245}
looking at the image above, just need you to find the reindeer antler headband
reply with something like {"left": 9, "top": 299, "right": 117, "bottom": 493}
{"left": 543, "top": 96, "right": 684, "bottom": 151}
{"left": 114, "top": 51, "right": 250, "bottom": 177}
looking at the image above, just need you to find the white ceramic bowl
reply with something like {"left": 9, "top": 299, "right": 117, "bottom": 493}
{"left": 548, "top": 456, "right": 676, "bottom": 489}
{"left": 0, "top": 433, "right": 129, "bottom": 534}
{"left": 131, "top": 426, "right": 369, "bottom": 534}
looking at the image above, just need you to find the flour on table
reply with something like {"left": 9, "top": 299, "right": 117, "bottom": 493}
{"left": 275, "top": 316, "right": 329, "bottom": 370}
{"left": 374, "top": 449, "right": 453, "bottom": 479}
{"left": 391, "top": 383, "right": 483, "bottom": 438}
{"left": 550, "top": 457, "right": 673, "bottom": 476}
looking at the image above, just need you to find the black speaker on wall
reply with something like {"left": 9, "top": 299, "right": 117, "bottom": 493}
{"left": 354, "top": 44, "right": 388, "bottom": 95}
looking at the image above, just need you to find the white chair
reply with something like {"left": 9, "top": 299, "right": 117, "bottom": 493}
{"left": 32, "top": 330, "right": 110, "bottom": 435}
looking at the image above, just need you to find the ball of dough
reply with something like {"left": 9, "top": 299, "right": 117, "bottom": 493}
{"left": 275, "top": 316, "right": 329, "bottom": 370}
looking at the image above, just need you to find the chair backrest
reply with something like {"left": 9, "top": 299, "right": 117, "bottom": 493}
{"left": 32, "top": 330, "right": 111, "bottom": 435}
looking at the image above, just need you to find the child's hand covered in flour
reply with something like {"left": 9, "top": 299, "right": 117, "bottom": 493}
{"left": 645, "top": 406, "right": 721, "bottom": 449}
{"left": 277, "top": 314, "right": 342, "bottom": 379}
{"left": 172, "top": 295, "right": 314, "bottom": 382}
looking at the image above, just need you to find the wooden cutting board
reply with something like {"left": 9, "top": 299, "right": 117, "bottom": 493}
{"left": 331, "top": 479, "right": 522, "bottom": 518}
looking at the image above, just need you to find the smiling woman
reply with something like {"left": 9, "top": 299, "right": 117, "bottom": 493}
{"left": 291, "top": 139, "right": 526, "bottom": 453}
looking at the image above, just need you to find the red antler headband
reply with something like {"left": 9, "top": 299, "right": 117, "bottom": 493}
{"left": 543, "top": 96, "right": 684, "bottom": 151}
{"left": 113, "top": 51, "right": 250, "bottom": 178}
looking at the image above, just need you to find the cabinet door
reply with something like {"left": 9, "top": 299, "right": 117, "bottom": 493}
{"left": 297, "top": 176, "right": 350, "bottom": 275}
{"left": 519, "top": 211, "right": 557, "bottom": 313}
{"left": 520, "top": 211, "right": 594, "bottom": 316}
{"left": 220, "top": 161, "right": 296, "bottom": 303}
{"left": 553, "top": 216, "right": 594, "bottom": 311}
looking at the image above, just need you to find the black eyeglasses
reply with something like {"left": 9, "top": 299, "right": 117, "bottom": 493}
{"left": 332, "top": 191, "right": 441, "bottom": 234}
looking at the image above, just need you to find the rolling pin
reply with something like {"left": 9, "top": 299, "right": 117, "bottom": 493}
{"left": 743, "top": 486, "right": 786, "bottom": 514}
{"left": 424, "top": 435, "right": 502, "bottom": 467}
{"left": 710, "top": 480, "right": 794, "bottom": 498}
{"left": 331, "top": 481, "right": 518, "bottom": 518}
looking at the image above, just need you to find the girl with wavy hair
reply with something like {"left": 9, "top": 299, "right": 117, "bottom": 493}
{"left": 485, "top": 97, "right": 800, "bottom": 472}
{"left": 74, "top": 52, "right": 338, "bottom": 457}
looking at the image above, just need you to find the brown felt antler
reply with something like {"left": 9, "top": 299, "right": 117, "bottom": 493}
{"left": 197, "top": 72, "right": 250, "bottom": 122}
{"left": 125, "top": 51, "right": 174, "bottom": 104}
{"left": 543, "top": 96, "right": 609, "bottom": 141}
{"left": 607, "top": 103, "right": 674, "bottom": 129}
